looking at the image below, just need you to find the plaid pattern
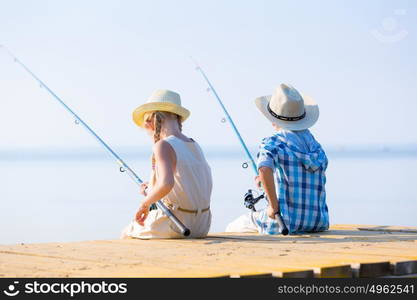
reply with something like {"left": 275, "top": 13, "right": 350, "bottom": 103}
{"left": 254, "top": 130, "right": 329, "bottom": 234}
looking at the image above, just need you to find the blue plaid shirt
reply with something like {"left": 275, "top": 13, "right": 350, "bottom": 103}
{"left": 254, "top": 129, "right": 329, "bottom": 234}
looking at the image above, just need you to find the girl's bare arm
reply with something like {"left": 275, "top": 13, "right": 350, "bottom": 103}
{"left": 142, "top": 140, "right": 176, "bottom": 207}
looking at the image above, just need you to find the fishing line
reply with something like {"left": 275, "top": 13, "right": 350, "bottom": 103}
{"left": 191, "top": 57, "right": 258, "bottom": 175}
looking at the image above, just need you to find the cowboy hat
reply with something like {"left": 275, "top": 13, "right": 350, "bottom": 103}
{"left": 255, "top": 84, "right": 319, "bottom": 130}
{"left": 133, "top": 89, "right": 190, "bottom": 127}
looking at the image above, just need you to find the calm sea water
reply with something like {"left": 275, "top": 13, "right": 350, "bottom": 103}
{"left": 1, "top": 151, "right": 416, "bottom": 244}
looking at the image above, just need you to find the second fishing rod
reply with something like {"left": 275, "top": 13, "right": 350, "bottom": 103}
{"left": 193, "top": 60, "right": 289, "bottom": 236}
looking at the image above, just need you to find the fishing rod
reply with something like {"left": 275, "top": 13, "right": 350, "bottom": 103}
{"left": 1, "top": 45, "right": 190, "bottom": 237}
{"left": 192, "top": 59, "right": 288, "bottom": 235}
{"left": 191, "top": 58, "right": 257, "bottom": 174}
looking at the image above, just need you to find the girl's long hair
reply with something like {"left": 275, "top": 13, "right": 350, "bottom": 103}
{"left": 143, "top": 111, "right": 182, "bottom": 185}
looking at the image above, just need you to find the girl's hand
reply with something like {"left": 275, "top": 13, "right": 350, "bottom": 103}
{"left": 139, "top": 182, "right": 149, "bottom": 196}
{"left": 254, "top": 176, "right": 262, "bottom": 188}
{"left": 267, "top": 205, "right": 278, "bottom": 220}
{"left": 135, "top": 203, "right": 150, "bottom": 226}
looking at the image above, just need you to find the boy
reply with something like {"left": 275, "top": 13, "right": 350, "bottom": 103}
{"left": 226, "top": 84, "right": 329, "bottom": 234}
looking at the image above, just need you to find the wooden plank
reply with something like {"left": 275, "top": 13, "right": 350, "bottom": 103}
{"left": 230, "top": 272, "right": 272, "bottom": 278}
{"left": 314, "top": 265, "right": 352, "bottom": 278}
{"left": 272, "top": 270, "right": 314, "bottom": 278}
{"left": 332, "top": 224, "right": 417, "bottom": 231}
{"left": 1, "top": 226, "right": 416, "bottom": 278}
{"left": 352, "top": 262, "right": 391, "bottom": 278}
{"left": 0, "top": 245, "right": 403, "bottom": 277}
{"left": 392, "top": 260, "right": 417, "bottom": 276}
{"left": 357, "top": 225, "right": 417, "bottom": 234}
{"left": 0, "top": 245, "right": 409, "bottom": 278}
{"left": 382, "top": 273, "right": 417, "bottom": 278}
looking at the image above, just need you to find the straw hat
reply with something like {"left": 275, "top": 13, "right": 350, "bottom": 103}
{"left": 133, "top": 89, "right": 190, "bottom": 127}
{"left": 255, "top": 84, "right": 319, "bottom": 130}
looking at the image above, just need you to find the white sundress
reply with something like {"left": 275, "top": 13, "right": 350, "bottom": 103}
{"left": 121, "top": 135, "right": 212, "bottom": 239}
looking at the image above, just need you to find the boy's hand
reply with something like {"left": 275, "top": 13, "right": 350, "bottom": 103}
{"left": 139, "top": 182, "right": 149, "bottom": 196}
{"left": 254, "top": 176, "right": 262, "bottom": 188}
{"left": 267, "top": 205, "right": 278, "bottom": 220}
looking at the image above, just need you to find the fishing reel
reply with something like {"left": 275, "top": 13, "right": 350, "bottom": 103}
{"left": 244, "top": 189, "right": 289, "bottom": 235}
{"left": 244, "top": 189, "right": 265, "bottom": 212}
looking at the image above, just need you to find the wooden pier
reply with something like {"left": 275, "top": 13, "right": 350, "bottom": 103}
{"left": 1, "top": 224, "right": 416, "bottom": 278}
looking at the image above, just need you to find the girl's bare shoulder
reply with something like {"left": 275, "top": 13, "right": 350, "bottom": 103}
{"left": 153, "top": 139, "right": 175, "bottom": 156}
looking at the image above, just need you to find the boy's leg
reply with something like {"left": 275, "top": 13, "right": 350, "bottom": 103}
{"left": 225, "top": 213, "right": 258, "bottom": 233}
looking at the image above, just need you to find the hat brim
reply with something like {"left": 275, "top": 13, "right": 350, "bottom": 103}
{"left": 133, "top": 102, "right": 190, "bottom": 128}
{"left": 255, "top": 94, "right": 319, "bottom": 130}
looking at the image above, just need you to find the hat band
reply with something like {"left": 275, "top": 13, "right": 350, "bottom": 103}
{"left": 267, "top": 103, "right": 306, "bottom": 122}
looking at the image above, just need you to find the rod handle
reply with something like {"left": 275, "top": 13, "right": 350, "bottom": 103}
{"left": 275, "top": 213, "right": 289, "bottom": 236}
{"left": 156, "top": 201, "right": 191, "bottom": 237}
{"left": 171, "top": 217, "right": 191, "bottom": 237}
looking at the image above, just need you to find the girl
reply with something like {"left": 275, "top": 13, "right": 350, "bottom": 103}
{"left": 121, "top": 89, "right": 212, "bottom": 239}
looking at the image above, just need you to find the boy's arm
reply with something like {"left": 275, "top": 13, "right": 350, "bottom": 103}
{"left": 258, "top": 166, "right": 279, "bottom": 218}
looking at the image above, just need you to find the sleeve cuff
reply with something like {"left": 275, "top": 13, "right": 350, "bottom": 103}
{"left": 257, "top": 159, "right": 274, "bottom": 170}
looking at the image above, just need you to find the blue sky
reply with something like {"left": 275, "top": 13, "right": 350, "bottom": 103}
{"left": 1, "top": 0, "right": 416, "bottom": 152}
